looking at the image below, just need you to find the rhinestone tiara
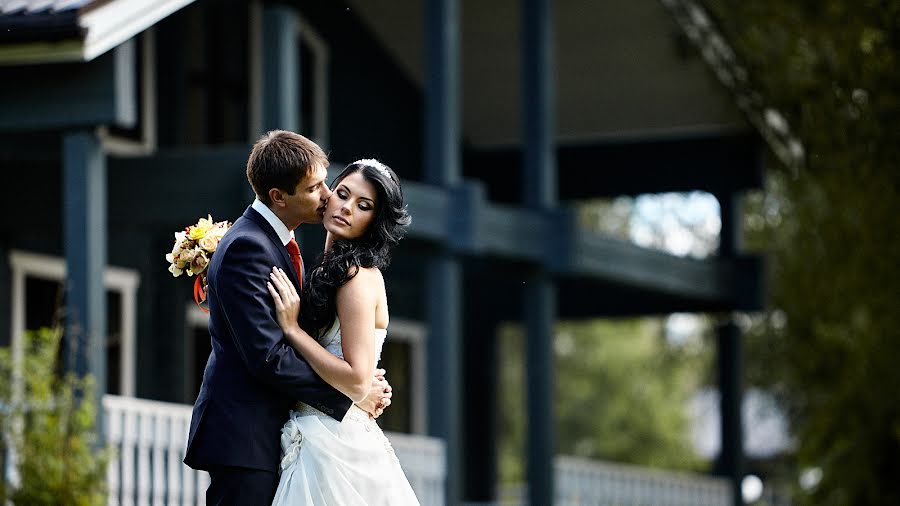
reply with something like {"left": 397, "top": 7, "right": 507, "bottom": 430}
{"left": 354, "top": 158, "right": 395, "bottom": 183}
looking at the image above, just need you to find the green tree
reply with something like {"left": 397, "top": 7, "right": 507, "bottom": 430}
{"left": 0, "top": 328, "right": 109, "bottom": 505}
{"left": 702, "top": 1, "right": 900, "bottom": 504}
{"left": 498, "top": 318, "right": 708, "bottom": 483}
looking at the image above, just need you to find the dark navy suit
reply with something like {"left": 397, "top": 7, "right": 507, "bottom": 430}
{"left": 184, "top": 206, "right": 351, "bottom": 504}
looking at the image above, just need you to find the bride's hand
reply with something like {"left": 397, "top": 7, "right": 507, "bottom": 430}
{"left": 267, "top": 266, "right": 301, "bottom": 332}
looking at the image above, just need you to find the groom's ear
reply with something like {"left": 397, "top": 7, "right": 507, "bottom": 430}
{"left": 268, "top": 188, "right": 286, "bottom": 207}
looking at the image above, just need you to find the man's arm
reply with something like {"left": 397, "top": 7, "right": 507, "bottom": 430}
{"left": 212, "top": 234, "right": 352, "bottom": 416}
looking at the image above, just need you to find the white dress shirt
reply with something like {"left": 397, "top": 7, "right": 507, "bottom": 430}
{"left": 251, "top": 198, "right": 295, "bottom": 246}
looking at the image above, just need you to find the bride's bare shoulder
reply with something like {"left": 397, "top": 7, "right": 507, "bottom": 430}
{"left": 342, "top": 266, "right": 384, "bottom": 291}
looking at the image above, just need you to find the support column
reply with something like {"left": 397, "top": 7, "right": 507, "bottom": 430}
{"left": 425, "top": 0, "right": 461, "bottom": 187}
{"left": 522, "top": 0, "right": 558, "bottom": 503}
{"left": 523, "top": 275, "right": 556, "bottom": 505}
{"left": 716, "top": 320, "right": 744, "bottom": 506}
{"left": 425, "top": 254, "right": 462, "bottom": 505}
{"left": 425, "top": 0, "right": 462, "bottom": 504}
{"left": 716, "top": 191, "right": 746, "bottom": 506}
{"left": 63, "top": 130, "right": 107, "bottom": 426}
{"left": 522, "top": 0, "right": 557, "bottom": 207}
{"left": 261, "top": 4, "right": 299, "bottom": 133}
{"left": 463, "top": 267, "right": 500, "bottom": 502}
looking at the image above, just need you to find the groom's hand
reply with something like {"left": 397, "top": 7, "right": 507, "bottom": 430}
{"left": 357, "top": 369, "right": 393, "bottom": 419}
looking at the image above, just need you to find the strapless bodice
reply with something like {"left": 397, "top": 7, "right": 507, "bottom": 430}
{"left": 316, "top": 317, "right": 386, "bottom": 367}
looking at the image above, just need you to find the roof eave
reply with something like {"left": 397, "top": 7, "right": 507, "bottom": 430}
{"left": 0, "top": 0, "right": 195, "bottom": 65}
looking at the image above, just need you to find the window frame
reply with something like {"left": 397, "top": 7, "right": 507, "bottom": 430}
{"left": 8, "top": 250, "right": 140, "bottom": 398}
{"left": 98, "top": 29, "right": 158, "bottom": 156}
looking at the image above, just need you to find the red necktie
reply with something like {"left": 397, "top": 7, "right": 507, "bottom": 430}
{"left": 286, "top": 238, "right": 304, "bottom": 290}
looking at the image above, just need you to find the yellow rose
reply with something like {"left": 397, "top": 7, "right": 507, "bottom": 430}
{"left": 188, "top": 215, "right": 215, "bottom": 240}
{"left": 189, "top": 225, "right": 209, "bottom": 241}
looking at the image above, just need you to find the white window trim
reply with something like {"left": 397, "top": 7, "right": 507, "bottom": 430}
{"left": 248, "top": 3, "right": 330, "bottom": 148}
{"left": 296, "top": 14, "right": 331, "bottom": 149}
{"left": 98, "top": 29, "right": 158, "bottom": 156}
{"left": 385, "top": 318, "right": 427, "bottom": 435}
{"left": 8, "top": 250, "right": 141, "bottom": 399}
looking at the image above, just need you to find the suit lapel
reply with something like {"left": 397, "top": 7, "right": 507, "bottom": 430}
{"left": 242, "top": 207, "right": 304, "bottom": 290}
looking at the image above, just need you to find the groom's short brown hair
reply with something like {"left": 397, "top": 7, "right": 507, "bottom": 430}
{"left": 246, "top": 130, "right": 328, "bottom": 206}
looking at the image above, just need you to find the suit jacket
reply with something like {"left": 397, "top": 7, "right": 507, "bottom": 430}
{"left": 184, "top": 206, "right": 352, "bottom": 472}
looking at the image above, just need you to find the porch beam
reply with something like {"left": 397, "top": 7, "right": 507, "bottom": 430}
{"left": 102, "top": 148, "right": 762, "bottom": 312}
{"left": 463, "top": 132, "right": 765, "bottom": 201}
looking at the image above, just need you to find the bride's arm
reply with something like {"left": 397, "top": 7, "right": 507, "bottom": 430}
{"left": 268, "top": 266, "right": 376, "bottom": 403}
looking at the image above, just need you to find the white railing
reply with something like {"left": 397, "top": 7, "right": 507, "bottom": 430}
{"left": 499, "top": 456, "right": 731, "bottom": 506}
{"left": 103, "top": 395, "right": 207, "bottom": 506}
{"left": 102, "top": 394, "right": 446, "bottom": 506}
{"left": 555, "top": 456, "right": 730, "bottom": 506}
{"left": 387, "top": 431, "right": 446, "bottom": 506}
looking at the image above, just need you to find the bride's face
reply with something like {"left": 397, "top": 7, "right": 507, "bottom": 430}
{"left": 323, "top": 170, "right": 378, "bottom": 241}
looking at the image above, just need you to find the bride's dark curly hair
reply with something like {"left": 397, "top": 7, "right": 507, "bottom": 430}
{"left": 300, "top": 159, "right": 411, "bottom": 337}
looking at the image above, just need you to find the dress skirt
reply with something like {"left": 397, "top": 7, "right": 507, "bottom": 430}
{"left": 271, "top": 403, "right": 420, "bottom": 506}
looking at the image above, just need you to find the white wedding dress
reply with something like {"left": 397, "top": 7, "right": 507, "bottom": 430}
{"left": 271, "top": 318, "right": 420, "bottom": 506}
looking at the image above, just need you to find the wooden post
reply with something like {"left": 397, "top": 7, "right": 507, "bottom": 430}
{"left": 261, "top": 4, "right": 299, "bottom": 133}
{"left": 424, "top": 0, "right": 463, "bottom": 503}
{"left": 522, "top": 0, "right": 558, "bottom": 503}
{"left": 63, "top": 129, "right": 108, "bottom": 432}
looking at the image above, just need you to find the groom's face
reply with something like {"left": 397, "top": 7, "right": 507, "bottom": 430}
{"left": 285, "top": 162, "right": 331, "bottom": 227}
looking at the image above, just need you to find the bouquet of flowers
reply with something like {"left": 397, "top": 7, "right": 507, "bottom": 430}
{"left": 166, "top": 215, "right": 231, "bottom": 310}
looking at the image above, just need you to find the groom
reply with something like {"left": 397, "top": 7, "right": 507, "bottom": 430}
{"left": 184, "top": 130, "right": 392, "bottom": 505}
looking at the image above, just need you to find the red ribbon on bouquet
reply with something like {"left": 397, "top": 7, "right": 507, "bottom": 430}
{"left": 193, "top": 275, "right": 209, "bottom": 314}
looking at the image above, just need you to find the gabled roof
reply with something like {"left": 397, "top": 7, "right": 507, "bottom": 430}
{"left": 0, "top": 0, "right": 195, "bottom": 64}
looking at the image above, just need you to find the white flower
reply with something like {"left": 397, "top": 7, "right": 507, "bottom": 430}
{"left": 190, "top": 251, "right": 209, "bottom": 275}
{"left": 179, "top": 248, "right": 199, "bottom": 264}
{"left": 199, "top": 235, "right": 218, "bottom": 253}
{"left": 168, "top": 263, "right": 183, "bottom": 277}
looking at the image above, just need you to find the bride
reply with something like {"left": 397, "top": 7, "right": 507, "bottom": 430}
{"left": 265, "top": 159, "right": 419, "bottom": 505}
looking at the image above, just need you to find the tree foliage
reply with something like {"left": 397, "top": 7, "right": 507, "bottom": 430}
{"left": 703, "top": 1, "right": 900, "bottom": 503}
{"left": 498, "top": 318, "right": 707, "bottom": 483}
{"left": 0, "top": 328, "right": 109, "bottom": 505}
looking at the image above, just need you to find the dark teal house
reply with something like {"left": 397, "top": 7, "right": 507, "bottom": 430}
{"left": 0, "top": 0, "right": 774, "bottom": 504}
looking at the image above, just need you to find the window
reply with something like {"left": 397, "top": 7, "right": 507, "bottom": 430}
{"left": 296, "top": 15, "right": 329, "bottom": 147}
{"left": 247, "top": 6, "right": 329, "bottom": 146}
{"left": 99, "top": 29, "right": 157, "bottom": 156}
{"left": 378, "top": 319, "right": 426, "bottom": 435}
{"left": 8, "top": 251, "right": 139, "bottom": 397}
